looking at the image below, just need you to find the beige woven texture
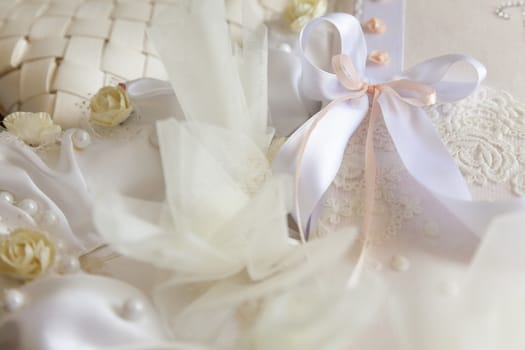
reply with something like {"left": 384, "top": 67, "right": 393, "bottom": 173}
{"left": 0, "top": 0, "right": 180, "bottom": 127}
{"left": 0, "top": 0, "right": 286, "bottom": 128}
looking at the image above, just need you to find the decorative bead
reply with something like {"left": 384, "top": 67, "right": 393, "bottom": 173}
{"left": 364, "top": 17, "right": 386, "bottom": 34}
{"left": 72, "top": 130, "right": 91, "bottom": 150}
{"left": 59, "top": 256, "right": 80, "bottom": 274}
{"left": 17, "top": 199, "right": 39, "bottom": 217}
{"left": 390, "top": 254, "right": 410, "bottom": 272}
{"left": 0, "top": 191, "right": 14, "bottom": 205}
{"left": 41, "top": 210, "right": 57, "bottom": 226}
{"left": 368, "top": 50, "right": 390, "bottom": 65}
{"left": 121, "top": 298, "right": 145, "bottom": 321}
{"left": 55, "top": 240, "right": 66, "bottom": 252}
{"left": 3, "top": 289, "right": 25, "bottom": 312}
{"left": 354, "top": 0, "right": 364, "bottom": 19}
{"left": 277, "top": 43, "right": 292, "bottom": 53}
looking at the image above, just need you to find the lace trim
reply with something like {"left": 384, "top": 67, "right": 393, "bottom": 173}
{"left": 317, "top": 116, "right": 421, "bottom": 244}
{"left": 428, "top": 86, "right": 525, "bottom": 196}
{"left": 318, "top": 86, "right": 525, "bottom": 242}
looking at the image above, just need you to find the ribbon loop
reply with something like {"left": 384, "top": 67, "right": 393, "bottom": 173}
{"left": 299, "top": 13, "right": 368, "bottom": 101}
{"left": 382, "top": 79, "right": 437, "bottom": 107}
{"left": 332, "top": 54, "right": 367, "bottom": 92}
{"left": 399, "top": 54, "right": 486, "bottom": 103}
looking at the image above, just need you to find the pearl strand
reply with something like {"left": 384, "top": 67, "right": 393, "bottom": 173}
{"left": 354, "top": 0, "right": 364, "bottom": 19}
{"left": 495, "top": 0, "right": 525, "bottom": 23}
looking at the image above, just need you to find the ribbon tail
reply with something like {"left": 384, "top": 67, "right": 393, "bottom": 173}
{"left": 348, "top": 92, "right": 380, "bottom": 287}
{"left": 380, "top": 93, "right": 472, "bottom": 201}
{"left": 273, "top": 97, "right": 369, "bottom": 234}
{"left": 440, "top": 197, "right": 525, "bottom": 236}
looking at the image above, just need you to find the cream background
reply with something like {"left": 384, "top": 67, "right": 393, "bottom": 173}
{"left": 332, "top": 0, "right": 525, "bottom": 101}
{"left": 405, "top": 0, "right": 525, "bottom": 102}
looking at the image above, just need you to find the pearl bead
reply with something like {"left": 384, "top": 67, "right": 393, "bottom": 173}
{"left": 277, "top": 43, "right": 292, "bottom": 53}
{"left": 121, "top": 298, "right": 145, "bottom": 321}
{"left": 0, "top": 191, "right": 14, "bottom": 205}
{"left": 72, "top": 130, "right": 91, "bottom": 150}
{"left": 59, "top": 256, "right": 80, "bottom": 274}
{"left": 3, "top": 289, "right": 25, "bottom": 312}
{"left": 390, "top": 254, "right": 410, "bottom": 272}
{"left": 41, "top": 210, "right": 57, "bottom": 226}
{"left": 18, "top": 199, "right": 39, "bottom": 217}
{"left": 55, "top": 240, "right": 66, "bottom": 252}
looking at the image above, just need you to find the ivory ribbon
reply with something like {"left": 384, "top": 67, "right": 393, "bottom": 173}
{"left": 273, "top": 13, "right": 525, "bottom": 243}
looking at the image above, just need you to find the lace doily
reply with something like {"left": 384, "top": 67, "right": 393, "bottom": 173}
{"left": 318, "top": 86, "right": 525, "bottom": 242}
{"left": 428, "top": 86, "right": 525, "bottom": 197}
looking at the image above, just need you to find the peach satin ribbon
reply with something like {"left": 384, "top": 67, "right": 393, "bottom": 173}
{"left": 294, "top": 54, "right": 437, "bottom": 284}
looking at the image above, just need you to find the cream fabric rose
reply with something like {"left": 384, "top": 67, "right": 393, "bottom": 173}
{"left": 0, "top": 228, "right": 56, "bottom": 281}
{"left": 285, "top": 0, "right": 327, "bottom": 32}
{"left": 3, "top": 112, "right": 62, "bottom": 147}
{"left": 89, "top": 85, "right": 133, "bottom": 127}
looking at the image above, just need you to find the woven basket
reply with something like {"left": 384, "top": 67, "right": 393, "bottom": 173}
{"left": 0, "top": 0, "right": 277, "bottom": 128}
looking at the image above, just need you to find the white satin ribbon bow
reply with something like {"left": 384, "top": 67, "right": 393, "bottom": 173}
{"left": 272, "top": 13, "right": 519, "bottom": 237}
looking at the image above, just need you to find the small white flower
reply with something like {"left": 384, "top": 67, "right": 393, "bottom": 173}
{"left": 3, "top": 112, "right": 62, "bottom": 147}
{"left": 89, "top": 85, "right": 133, "bottom": 127}
{"left": 285, "top": 0, "right": 327, "bottom": 32}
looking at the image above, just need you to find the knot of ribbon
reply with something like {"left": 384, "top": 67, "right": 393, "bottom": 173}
{"left": 331, "top": 53, "right": 437, "bottom": 106}
{"left": 273, "top": 13, "right": 488, "bottom": 255}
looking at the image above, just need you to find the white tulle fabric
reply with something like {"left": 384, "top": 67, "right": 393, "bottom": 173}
{"left": 94, "top": 1, "right": 358, "bottom": 347}
{"left": 379, "top": 211, "right": 525, "bottom": 350}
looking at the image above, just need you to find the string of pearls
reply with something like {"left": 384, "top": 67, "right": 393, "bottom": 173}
{"left": 495, "top": 1, "right": 525, "bottom": 23}
{"left": 354, "top": 0, "right": 364, "bottom": 19}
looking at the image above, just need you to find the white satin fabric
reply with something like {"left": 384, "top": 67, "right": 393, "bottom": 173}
{"left": 0, "top": 275, "right": 178, "bottom": 350}
{"left": 272, "top": 13, "right": 525, "bottom": 237}
{"left": 0, "top": 131, "right": 93, "bottom": 252}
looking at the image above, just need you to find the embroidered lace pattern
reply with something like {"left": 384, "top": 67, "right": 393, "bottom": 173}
{"left": 317, "top": 116, "right": 422, "bottom": 244}
{"left": 318, "top": 86, "right": 525, "bottom": 241}
{"left": 428, "top": 86, "right": 525, "bottom": 196}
